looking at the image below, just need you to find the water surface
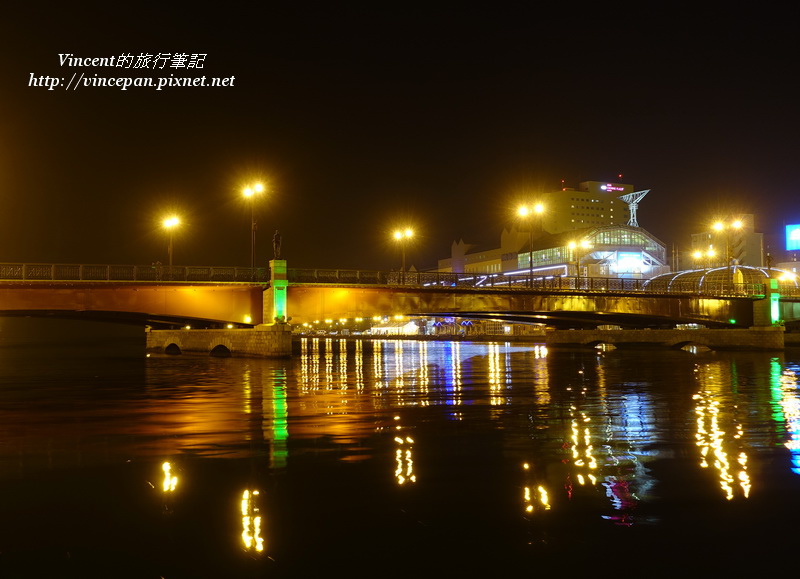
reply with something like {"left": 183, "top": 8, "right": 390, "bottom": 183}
{"left": 1, "top": 322, "right": 799, "bottom": 577}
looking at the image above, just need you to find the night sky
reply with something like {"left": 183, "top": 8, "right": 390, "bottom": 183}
{"left": 3, "top": 5, "right": 799, "bottom": 272}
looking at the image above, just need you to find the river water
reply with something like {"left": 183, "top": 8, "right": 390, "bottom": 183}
{"left": 1, "top": 320, "right": 799, "bottom": 577}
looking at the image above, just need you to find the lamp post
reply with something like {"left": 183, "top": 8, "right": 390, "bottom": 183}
{"left": 243, "top": 183, "right": 265, "bottom": 271}
{"left": 162, "top": 216, "right": 180, "bottom": 277}
{"left": 517, "top": 203, "right": 544, "bottom": 287}
{"left": 569, "top": 239, "right": 592, "bottom": 279}
{"left": 692, "top": 248, "right": 715, "bottom": 269}
{"left": 393, "top": 228, "right": 414, "bottom": 283}
{"left": 712, "top": 218, "right": 743, "bottom": 290}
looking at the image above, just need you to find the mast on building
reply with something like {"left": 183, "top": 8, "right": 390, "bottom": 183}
{"left": 617, "top": 189, "right": 650, "bottom": 227}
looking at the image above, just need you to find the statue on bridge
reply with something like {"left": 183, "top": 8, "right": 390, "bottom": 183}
{"left": 273, "top": 230, "right": 282, "bottom": 260}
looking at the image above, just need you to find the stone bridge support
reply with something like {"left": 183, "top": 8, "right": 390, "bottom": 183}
{"left": 545, "top": 326, "right": 785, "bottom": 351}
{"left": 145, "top": 325, "right": 292, "bottom": 358}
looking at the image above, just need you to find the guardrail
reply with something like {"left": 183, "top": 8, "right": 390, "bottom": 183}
{"left": 287, "top": 268, "right": 786, "bottom": 299}
{"left": 0, "top": 263, "right": 269, "bottom": 283}
{"left": 2, "top": 263, "right": 797, "bottom": 299}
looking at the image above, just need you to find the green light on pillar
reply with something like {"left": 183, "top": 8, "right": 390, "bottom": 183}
{"left": 269, "top": 259, "right": 288, "bottom": 323}
{"left": 770, "top": 278, "right": 782, "bottom": 325}
{"left": 729, "top": 319, "right": 737, "bottom": 325}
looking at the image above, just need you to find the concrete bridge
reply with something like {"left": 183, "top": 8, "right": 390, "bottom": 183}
{"left": 2, "top": 261, "right": 799, "bottom": 329}
{"left": 283, "top": 267, "right": 800, "bottom": 330}
{"left": 2, "top": 261, "right": 799, "bottom": 355}
{"left": 0, "top": 263, "right": 267, "bottom": 327}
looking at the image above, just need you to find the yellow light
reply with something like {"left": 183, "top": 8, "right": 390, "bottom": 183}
{"left": 227, "top": 324, "right": 234, "bottom": 329}
{"left": 244, "top": 315, "right": 252, "bottom": 324}
{"left": 732, "top": 219, "right": 743, "bottom": 229}
{"left": 713, "top": 221, "right": 724, "bottom": 231}
{"left": 243, "top": 183, "right": 265, "bottom": 198}
{"left": 163, "top": 216, "right": 180, "bottom": 229}
{"left": 162, "top": 462, "right": 178, "bottom": 492}
{"left": 184, "top": 325, "right": 191, "bottom": 330}
{"left": 534, "top": 203, "right": 544, "bottom": 215}
{"left": 517, "top": 205, "right": 530, "bottom": 218}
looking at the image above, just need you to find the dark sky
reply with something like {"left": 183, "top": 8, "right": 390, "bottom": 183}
{"left": 2, "top": 5, "right": 798, "bottom": 272}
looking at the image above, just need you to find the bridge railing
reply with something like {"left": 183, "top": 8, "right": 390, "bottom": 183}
{"left": 287, "top": 268, "right": 778, "bottom": 298}
{"left": 0, "top": 263, "right": 269, "bottom": 283}
{"left": 1, "top": 263, "right": 794, "bottom": 299}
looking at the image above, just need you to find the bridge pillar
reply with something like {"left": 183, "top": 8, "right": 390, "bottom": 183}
{"left": 264, "top": 259, "right": 288, "bottom": 324}
{"left": 753, "top": 278, "right": 781, "bottom": 327}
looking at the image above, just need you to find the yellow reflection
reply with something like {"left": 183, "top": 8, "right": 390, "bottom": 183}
{"left": 355, "top": 340, "right": 364, "bottom": 392}
{"left": 449, "top": 341, "right": 463, "bottom": 409}
{"left": 522, "top": 462, "right": 551, "bottom": 514}
{"left": 489, "top": 343, "right": 504, "bottom": 406}
{"left": 162, "top": 461, "right": 178, "bottom": 492}
{"left": 241, "top": 489, "right": 265, "bottom": 552}
{"left": 394, "top": 416, "right": 417, "bottom": 485}
{"left": 693, "top": 385, "right": 751, "bottom": 500}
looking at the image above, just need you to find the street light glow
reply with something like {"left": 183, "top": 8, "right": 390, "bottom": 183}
{"left": 243, "top": 182, "right": 267, "bottom": 270}
{"left": 162, "top": 215, "right": 181, "bottom": 267}
{"left": 393, "top": 227, "right": 414, "bottom": 275}
{"left": 243, "top": 182, "right": 265, "bottom": 198}
{"left": 163, "top": 216, "right": 180, "bottom": 229}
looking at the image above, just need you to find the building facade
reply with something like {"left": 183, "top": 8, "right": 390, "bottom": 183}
{"left": 539, "top": 180, "right": 638, "bottom": 233}
{"left": 437, "top": 180, "right": 668, "bottom": 279}
{"left": 438, "top": 224, "right": 670, "bottom": 280}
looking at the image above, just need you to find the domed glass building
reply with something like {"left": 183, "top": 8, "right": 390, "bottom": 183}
{"left": 643, "top": 265, "right": 800, "bottom": 292}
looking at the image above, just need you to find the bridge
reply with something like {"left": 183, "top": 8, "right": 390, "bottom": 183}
{"left": 1, "top": 261, "right": 799, "bottom": 331}
{"left": 283, "top": 267, "right": 799, "bottom": 330}
{"left": 0, "top": 263, "right": 266, "bottom": 328}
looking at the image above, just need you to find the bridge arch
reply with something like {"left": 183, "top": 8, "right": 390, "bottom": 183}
{"left": 164, "top": 343, "right": 182, "bottom": 355}
{"left": 210, "top": 344, "right": 232, "bottom": 357}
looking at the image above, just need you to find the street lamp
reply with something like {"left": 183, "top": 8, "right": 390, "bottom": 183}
{"left": 712, "top": 218, "right": 743, "bottom": 289}
{"left": 692, "top": 247, "right": 717, "bottom": 269}
{"left": 692, "top": 248, "right": 716, "bottom": 269}
{"left": 393, "top": 228, "right": 414, "bottom": 283}
{"left": 243, "top": 183, "right": 265, "bottom": 270}
{"left": 162, "top": 215, "right": 180, "bottom": 271}
{"left": 517, "top": 203, "right": 544, "bottom": 287}
{"left": 569, "top": 239, "right": 592, "bottom": 278}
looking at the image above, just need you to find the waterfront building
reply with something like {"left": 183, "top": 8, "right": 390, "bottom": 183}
{"left": 437, "top": 180, "right": 667, "bottom": 279}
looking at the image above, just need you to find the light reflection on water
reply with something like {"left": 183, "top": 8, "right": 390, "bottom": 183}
{"left": 1, "top": 333, "right": 800, "bottom": 575}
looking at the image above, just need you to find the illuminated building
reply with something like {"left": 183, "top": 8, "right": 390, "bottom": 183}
{"left": 539, "top": 180, "right": 636, "bottom": 234}
{"left": 437, "top": 180, "right": 669, "bottom": 279}
{"left": 438, "top": 224, "right": 670, "bottom": 280}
